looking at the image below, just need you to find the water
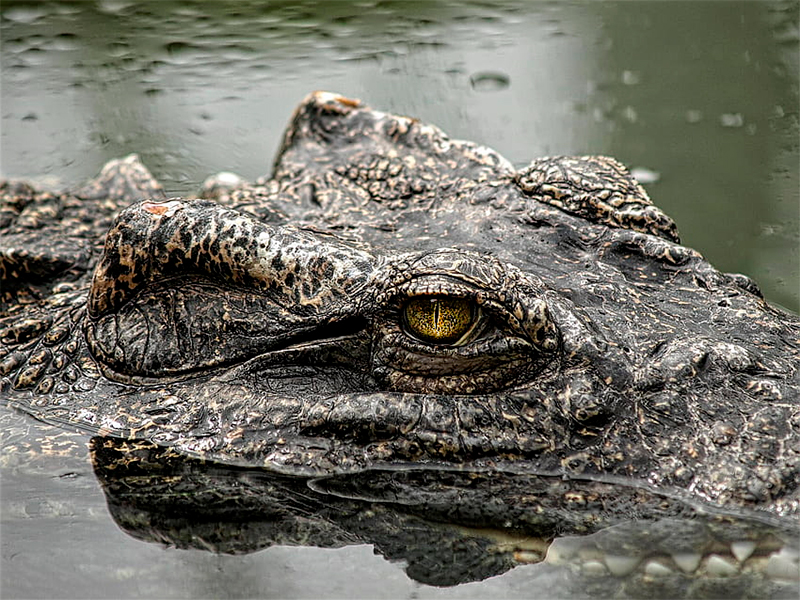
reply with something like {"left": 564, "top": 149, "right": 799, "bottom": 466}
{"left": 1, "top": 2, "right": 799, "bottom": 598}
{"left": 3, "top": 415, "right": 797, "bottom": 599}
{"left": 1, "top": 1, "right": 797, "bottom": 311}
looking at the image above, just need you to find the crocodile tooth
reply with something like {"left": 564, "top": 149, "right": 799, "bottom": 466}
{"left": 730, "top": 541, "right": 757, "bottom": 562}
{"left": 671, "top": 552, "right": 702, "bottom": 573}
{"left": 706, "top": 555, "right": 738, "bottom": 577}
{"left": 513, "top": 550, "right": 544, "bottom": 564}
{"left": 644, "top": 560, "right": 673, "bottom": 577}
{"left": 766, "top": 547, "right": 800, "bottom": 581}
{"left": 581, "top": 560, "right": 608, "bottom": 576}
{"left": 777, "top": 546, "right": 800, "bottom": 561}
{"left": 604, "top": 555, "right": 640, "bottom": 577}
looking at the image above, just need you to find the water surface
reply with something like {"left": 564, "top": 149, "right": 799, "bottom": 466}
{"left": 1, "top": 2, "right": 798, "bottom": 599}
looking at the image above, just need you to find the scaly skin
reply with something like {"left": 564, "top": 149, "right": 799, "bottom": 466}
{"left": 1, "top": 92, "right": 799, "bottom": 525}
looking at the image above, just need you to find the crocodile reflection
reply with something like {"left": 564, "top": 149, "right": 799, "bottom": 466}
{"left": 91, "top": 437, "right": 799, "bottom": 597}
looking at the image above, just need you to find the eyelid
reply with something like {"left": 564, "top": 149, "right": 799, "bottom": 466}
{"left": 387, "top": 275, "right": 557, "bottom": 353}
{"left": 388, "top": 277, "right": 502, "bottom": 345}
{"left": 369, "top": 251, "right": 560, "bottom": 394}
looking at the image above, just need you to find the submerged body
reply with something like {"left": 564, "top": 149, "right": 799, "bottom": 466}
{"left": 1, "top": 92, "right": 799, "bottom": 525}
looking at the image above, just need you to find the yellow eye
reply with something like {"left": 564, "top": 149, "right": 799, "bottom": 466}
{"left": 402, "top": 296, "right": 476, "bottom": 345}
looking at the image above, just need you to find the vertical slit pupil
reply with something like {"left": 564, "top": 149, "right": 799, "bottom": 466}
{"left": 403, "top": 296, "right": 475, "bottom": 344}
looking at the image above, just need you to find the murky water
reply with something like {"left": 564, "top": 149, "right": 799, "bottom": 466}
{"left": 2, "top": 1, "right": 797, "bottom": 312}
{"left": 1, "top": 1, "right": 799, "bottom": 598}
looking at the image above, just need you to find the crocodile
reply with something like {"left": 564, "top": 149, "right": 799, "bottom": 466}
{"left": 86, "top": 435, "right": 797, "bottom": 595}
{"left": 1, "top": 91, "right": 799, "bottom": 592}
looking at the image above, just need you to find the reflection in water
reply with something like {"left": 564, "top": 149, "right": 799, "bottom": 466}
{"left": 91, "top": 437, "right": 799, "bottom": 599}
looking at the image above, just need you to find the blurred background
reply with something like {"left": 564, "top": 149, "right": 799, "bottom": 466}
{"left": 2, "top": 1, "right": 797, "bottom": 311}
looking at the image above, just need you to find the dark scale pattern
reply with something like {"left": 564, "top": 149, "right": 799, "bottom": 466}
{"left": 0, "top": 154, "right": 165, "bottom": 312}
{"left": 515, "top": 156, "right": 680, "bottom": 242}
{"left": 0, "top": 91, "right": 799, "bottom": 527}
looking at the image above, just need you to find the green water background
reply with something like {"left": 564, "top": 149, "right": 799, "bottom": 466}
{"left": 1, "top": 0, "right": 798, "bottom": 312}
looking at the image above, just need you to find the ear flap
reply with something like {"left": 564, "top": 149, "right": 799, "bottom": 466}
{"left": 515, "top": 156, "right": 680, "bottom": 243}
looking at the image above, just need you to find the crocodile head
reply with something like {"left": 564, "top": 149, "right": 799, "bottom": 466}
{"left": 2, "top": 92, "right": 799, "bottom": 521}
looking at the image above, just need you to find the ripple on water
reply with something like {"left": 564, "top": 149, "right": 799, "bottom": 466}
{"left": 2, "top": 6, "right": 47, "bottom": 24}
{"left": 470, "top": 71, "right": 510, "bottom": 92}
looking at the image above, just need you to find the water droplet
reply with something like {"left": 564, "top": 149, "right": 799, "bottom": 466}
{"left": 631, "top": 167, "right": 660, "bottom": 184}
{"left": 2, "top": 7, "right": 46, "bottom": 24}
{"left": 720, "top": 113, "right": 744, "bottom": 128}
{"left": 592, "top": 107, "right": 606, "bottom": 123}
{"left": 97, "top": 1, "right": 134, "bottom": 16}
{"left": 685, "top": 109, "right": 703, "bottom": 123}
{"left": 470, "top": 71, "right": 510, "bottom": 92}
{"left": 165, "top": 41, "right": 194, "bottom": 55}
{"left": 621, "top": 70, "right": 640, "bottom": 85}
{"left": 621, "top": 105, "right": 638, "bottom": 123}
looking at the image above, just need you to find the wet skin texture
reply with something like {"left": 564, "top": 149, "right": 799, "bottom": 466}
{"left": 1, "top": 92, "right": 799, "bottom": 520}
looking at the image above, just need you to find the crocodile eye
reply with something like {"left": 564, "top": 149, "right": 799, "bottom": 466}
{"left": 402, "top": 296, "right": 476, "bottom": 345}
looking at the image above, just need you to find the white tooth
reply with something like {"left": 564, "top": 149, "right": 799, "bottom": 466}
{"left": 672, "top": 552, "right": 702, "bottom": 573}
{"left": 513, "top": 550, "right": 544, "bottom": 564}
{"left": 644, "top": 561, "right": 673, "bottom": 577}
{"left": 731, "top": 541, "right": 757, "bottom": 562}
{"left": 582, "top": 560, "right": 608, "bottom": 576}
{"left": 778, "top": 546, "right": 800, "bottom": 561}
{"left": 766, "top": 548, "right": 800, "bottom": 581}
{"left": 604, "top": 555, "right": 640, "bottom": 577}
{"left": 706, "top": 555, "right": 738, "bottom": 577}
